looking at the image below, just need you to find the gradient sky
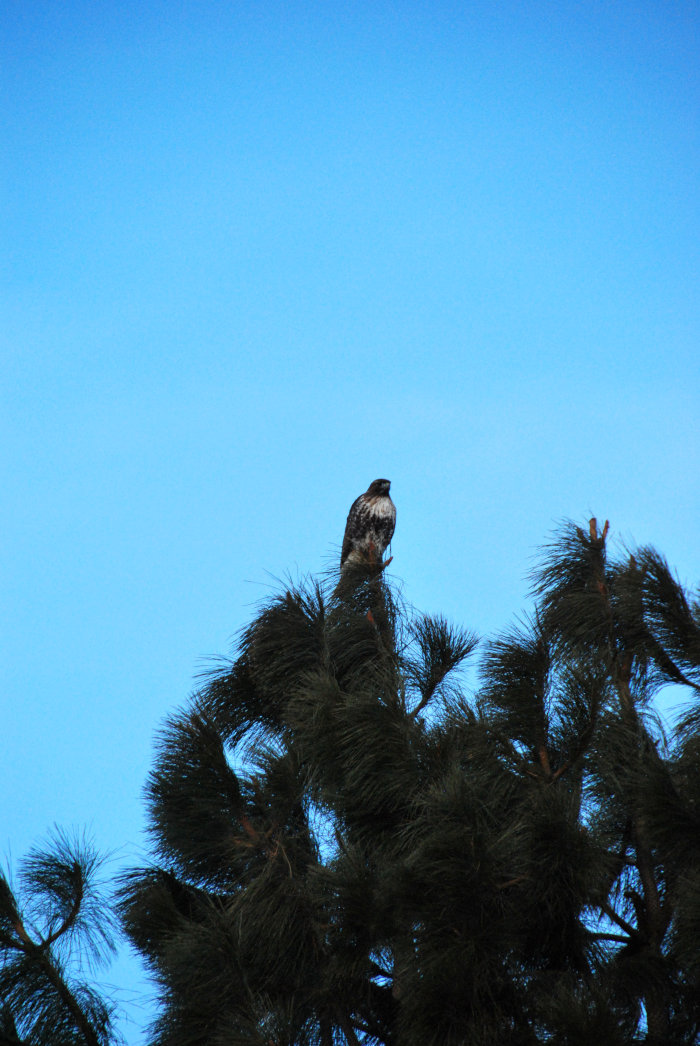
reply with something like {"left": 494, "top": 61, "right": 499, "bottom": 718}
{"left": 2, "top": 2, "right": 699, "bottom": 1041}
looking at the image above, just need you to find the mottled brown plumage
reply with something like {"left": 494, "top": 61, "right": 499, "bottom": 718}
{"left": 341, "top": 479, "right": 396, "bottom": 568}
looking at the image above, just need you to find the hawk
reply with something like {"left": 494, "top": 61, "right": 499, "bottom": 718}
{"left": 341, "top": 479, "right": 396, "bottom": 569}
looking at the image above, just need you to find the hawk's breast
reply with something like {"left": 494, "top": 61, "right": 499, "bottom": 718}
{"left": 367, "top": 495, "right": 395, "bottom": 519}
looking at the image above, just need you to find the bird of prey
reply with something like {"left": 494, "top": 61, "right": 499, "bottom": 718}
{"left": 341, "top": 479, "right": 396, "bottom": 569}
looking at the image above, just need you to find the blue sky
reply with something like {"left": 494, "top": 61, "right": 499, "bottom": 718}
{"left": 2, "top": 1, "right": 698, "bottom": 1040}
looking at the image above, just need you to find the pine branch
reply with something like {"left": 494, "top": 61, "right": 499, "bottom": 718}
{"left": 588, "top": 932, "right": 634, "bottom": 945}
{"left": 8, "top": 911, "right": 101, "bottom": 1046}
{"left": 43, "top": 880, "right": 83, "bottom": 950}
{"left": 600, "top": 901, "right": 639, "bottom": 940}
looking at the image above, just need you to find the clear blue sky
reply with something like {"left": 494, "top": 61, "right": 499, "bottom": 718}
{"left": 2, "top": 1, "right": 698, "bottom": 1040}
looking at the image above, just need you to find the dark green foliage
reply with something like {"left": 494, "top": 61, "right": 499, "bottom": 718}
{"left": 121, "top": 523, "right": 700, "bottom": 1045}
{"left": 0, "top": 830, "right": 120, "bottom": 1046}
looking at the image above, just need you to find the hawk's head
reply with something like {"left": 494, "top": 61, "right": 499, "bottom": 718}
{"left": 367, "top": 478, "right": 391, "bottom": 496}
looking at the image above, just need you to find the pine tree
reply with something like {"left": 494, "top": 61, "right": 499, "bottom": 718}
{"left": 0, "top": 829, "right": 120, "bottom": 1046}
{"left": 120, "top": 524, "right": 700, "bottom": 1045}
